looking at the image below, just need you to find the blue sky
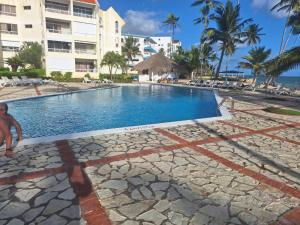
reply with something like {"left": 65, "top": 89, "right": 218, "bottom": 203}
{"left": 100, "top": 0, "right": 299, "bottom": 76}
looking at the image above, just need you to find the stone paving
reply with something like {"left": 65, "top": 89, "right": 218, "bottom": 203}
{"left": 0, "top": 86, "right": 299, "bottom": 225}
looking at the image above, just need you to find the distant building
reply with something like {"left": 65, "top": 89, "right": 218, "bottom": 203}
{"left": 0, "top": 0, "right": 125, "bottom": 78}
{"left": 121, "top": 34, "right": 182, "bottom": 67}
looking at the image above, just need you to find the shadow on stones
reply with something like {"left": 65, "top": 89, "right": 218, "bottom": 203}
{"left": 192, "top": 120, "right": 300, "bottom": 187}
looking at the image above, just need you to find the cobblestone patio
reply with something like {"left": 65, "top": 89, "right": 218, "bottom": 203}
{"left": 0, "top": 85, "right": 299, "bottom": 225}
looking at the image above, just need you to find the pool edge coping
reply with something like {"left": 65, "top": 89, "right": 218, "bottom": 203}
{"left": 11, "top": 84, "right": 231, "bottom": 147}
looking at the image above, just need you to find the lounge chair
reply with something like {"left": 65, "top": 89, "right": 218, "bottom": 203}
{"left": 83, "top": 77, "right": 92, "bottom": 83}
{"left": 21, "top": 76, "right": 33, "bottom": 85}
{"left": 103, "top": 79, "right": 113, "bottom": 84}
{"left": 1, "top": 77, "right": 15, "bottom": 86}
{"left": 12, "top": 76, "right": 24, "bottom": 86}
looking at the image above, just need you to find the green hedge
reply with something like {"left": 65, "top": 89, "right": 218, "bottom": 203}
{"left": 0, "top": 69, "right": 46, "bottom": 78}
{"left": 99, "top": 74, "right": 133, "bottom": 83}
{"left": 51, "top": 71, "right": 74, "bottom": 82}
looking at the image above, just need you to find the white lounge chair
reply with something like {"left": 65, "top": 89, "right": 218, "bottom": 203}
{"left": 1, "top": 77, "right": 15, "bottom": 86}
{"left": 83, "top": 77, "right": 92, "bottom": 83}
{"left": 103, "top": 78, "right": 113, "bottom": 84}
{"left": 12, "top": 76, "right": 23, "bottom": 86}
{"left": 21, "top": 76, "right": 33, "bottom": 85}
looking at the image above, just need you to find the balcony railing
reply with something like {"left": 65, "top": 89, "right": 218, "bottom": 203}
{"left": 75, "top": 68, "right": 97, "bottom": 73}
{"left": 0, "top": 30, "right": 18, "bottom": 35}
{"left": 75, "top": 49, "right": 96, "bottom": 55}
{"left": 45, "top": 7, "right": 70, "bottom": 15}
{"left": 73, "top": 12, "right": 95, "bottom": 18}
{"left": 47, "top": 28, "right": 71, "bottom": 34}
{"left": 48, "top": 48, "right": 71, "bottom": 53}
{"left": 0, "top": 11, "right": 16, "bottom": 16}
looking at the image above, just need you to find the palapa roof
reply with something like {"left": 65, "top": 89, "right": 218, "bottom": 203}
{"left": 134, "top": 53, "right": 178, "bottom": 75}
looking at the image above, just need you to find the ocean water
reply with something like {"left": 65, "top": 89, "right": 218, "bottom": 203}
{"left": 7, "top": 85, "right": 221, "bottom": 139}
{"left": 245, "top": 76, "right": 300, "bottom": 88}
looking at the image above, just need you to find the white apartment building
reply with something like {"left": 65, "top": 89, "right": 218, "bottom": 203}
{"left": 0, "top": 0, "right": 125, "bottom": 78}
{"left": 121, "top": 34, "right": 182, "bottom": 66}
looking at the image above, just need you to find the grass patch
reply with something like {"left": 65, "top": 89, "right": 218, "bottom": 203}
{"left": 263, "top": 107, "right": 300, "bottom": 116}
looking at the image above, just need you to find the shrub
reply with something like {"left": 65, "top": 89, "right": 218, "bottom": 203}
{"left": 51, "top": 71, "right": 64, "bottom": 81}
{"left": 84, "top": 73, "right": 91, "bottom": 79}
{"left": 0, "top": 67, "right": 9, "bottom": 72}
{"left": 64, "top": 72, "right": 72, "bottom": 81}
{"left": 0, "top": 71, "right": 18, "bottom": 78}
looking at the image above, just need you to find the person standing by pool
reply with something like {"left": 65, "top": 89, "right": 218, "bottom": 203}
{"left": 0, "top": 103, "right": 22, "bottom": 156}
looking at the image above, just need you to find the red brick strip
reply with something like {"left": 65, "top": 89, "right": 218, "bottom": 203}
{"left": 271, "top": 208, "right": 300, "bottom": 225}
{"left": 34, "top": 84, "right": 42, "bottom": 96}
{"left": 154, "top": 128, "right": 189, "bottom": 144}
{"left": 0, "top": 166, "right": 66, "bottom": 185}
{"left": 219, "top": 120, "right": 300, "bottom": 145}
{"left": 155, "top": 129, "right": 300, "bottom": 199}
{"left": 56, "top": 140, "right": 112, "bottom": 225}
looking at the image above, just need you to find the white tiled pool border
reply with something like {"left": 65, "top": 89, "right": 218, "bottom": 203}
{"left": 12, "top": 84, "right": 231, "bottom": 146}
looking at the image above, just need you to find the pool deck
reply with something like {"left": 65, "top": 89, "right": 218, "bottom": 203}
{"left": 0, "top": 84, "right": 299, "bottom": 225}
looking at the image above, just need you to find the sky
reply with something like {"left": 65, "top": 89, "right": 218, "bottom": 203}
{"left": 99, "top": 0, "right": 299, "bottom": 76}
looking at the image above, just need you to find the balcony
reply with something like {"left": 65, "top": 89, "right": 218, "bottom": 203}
{"left": 45, "top": 1, "right": 70, "bottom": 15}
{"left": 75, "top": 59, "right": 97, "bottom": 72}
{"left": 75, "top": 43, "right": 96, "bottom": 55}
{"left": 46, "top": 20, "right": 71, "bottom": 34}
{"left": 0, "top": 4, "right": 16, "bottom": 16}
{"left": 48, "top": 40, "right": 72, "bottom": 53}
{"left": 73, "top": 6, "right": 95, "bottom": 18}
{"left": 0, "top": 23, "right": 18, "bottom": 35}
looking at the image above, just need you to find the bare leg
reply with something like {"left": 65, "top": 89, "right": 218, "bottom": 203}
{"left": 0, "top": 120, "right": 13, "bottom": 155}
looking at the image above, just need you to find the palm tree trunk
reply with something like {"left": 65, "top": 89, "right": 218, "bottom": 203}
{"left": 279, "top": 10, "right": 291, "bottom": 54}
{"left": 215, "top": 47, "right": 225, "bottom": 79}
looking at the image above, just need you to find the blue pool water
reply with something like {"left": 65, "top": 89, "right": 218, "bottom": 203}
{"left": 7, "top": 85, "right": 221, "bottom": 138}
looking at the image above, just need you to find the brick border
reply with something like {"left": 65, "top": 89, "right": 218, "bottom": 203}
{"left": 56, "top": 140, "right": 111, "bottom": 225}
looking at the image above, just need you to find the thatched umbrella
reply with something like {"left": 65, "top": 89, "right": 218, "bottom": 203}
{"left": 134, "top": 53, "right": 178, "bottom": 75}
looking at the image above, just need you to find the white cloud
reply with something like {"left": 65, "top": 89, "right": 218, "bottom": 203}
{"left": 251, "top": 0, "right": 288, "bottom": 18}
{"left": 123, "top": 10, "right": 162, "bottom": 36}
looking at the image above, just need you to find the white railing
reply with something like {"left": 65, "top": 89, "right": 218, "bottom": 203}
{"left": 0, "top": 30, "right": 18, "bottom": 35}
{"left": 45, "top": 7, "right": 70, "bottom": 15}
{"left": 75, "top": 49, "right": 96, "bottom": 55}
{"left": 0, "top": 11, "right": 16, "bottom": 16}
{"left": 47, "top": 28, "right": 71, "bottom": 34}
{"left": 73, "top": 12, "right": 95, "bottom": 18}
{"left": 48, "top": 48, "right": 71, "bottom": 53}
{"left": 75, "top": 68, "right": 97, "bottom": 73}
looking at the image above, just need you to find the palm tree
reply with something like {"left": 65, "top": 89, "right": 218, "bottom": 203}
{"left": 264, "top": 46, "right": 300, "bottom": 86}
{"left": 271, "top": 0, "right": 300, "bottom": 53}
{"left": 101, "top": 51, "right": 119, "bottom": 80}
{"left": 238, "top": 47, "right": 271, "bottom": 85}
{"left": 122, "top": 36, "right": 140, "bottom": 68}
{"left": 192, "top": 0, "right": 222, "bottom": 29}
{"left": 6, "top": 56, "right": 24, "bottom": 72}
{"left": 245, "top": 24, "right": 264, "bottom": 45}
{"left": 200, "top": 42, "right": 217, "bottom": 76}
{"left": 206, "top": 1, "right": 260, "bottom": 78}
{"left": 163, "top": 13, "right": 180, "bottom": 54}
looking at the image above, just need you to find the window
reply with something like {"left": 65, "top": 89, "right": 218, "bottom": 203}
{"left": 0, "top": 4, "right": 16, "bottom": 16}
{"left": 73, "top": 6, "right": 93, "bottom": 18}
{"left": 115, "top": 21, "right": 119, "bottom": 33}
{"left": 24, "top": 6, "right": 31, "bottom": 10}
{"left": 25, "top": 24, "right": 32, "bottom": 28}
{"left": 0, "top": 23, "right": 18, "bottom": 34}
{"left": 48, "top": 41, "right": 72, "bottom": 53}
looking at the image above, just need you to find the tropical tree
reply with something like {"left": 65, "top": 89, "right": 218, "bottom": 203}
{"left": 18, "top": 42, "right": 43, "bottom": 68}
{"left": 163, "top": 13, "right": 180, "bottom": 54}
{"left": 245, "top": 24, "right": 264, "bottom": 45}
{"left": 6, "top": 56, "right": 24, "bottom": 72}
{"left": 271, "top": 0, "right": 300, "bottom": 53}
{"left": 238, "top": 47, "right": 271, "bottom": 85}
{"left": 199, "top": 42, "right": 217, "bottom": 76}
{"left": 122, "top": 36, "right": 140, "bottom": 67}
{"left": 192, "top": 0, "right": 222, "bottom": 29}
{"left": 101, "top": 51, "right": 120, "bottom": 80}
{"left": 205, "top": 1, "right": 262, "bottom": 78}
{"left": 159, "top": 48, "right": 165, "bottom": 55}
{"left": 264, "top": 46, "right": 300, "bottom": 86}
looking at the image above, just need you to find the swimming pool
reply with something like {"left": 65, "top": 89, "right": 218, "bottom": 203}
{"left": 7, "top": 85, "right": 226, "bottom": 140}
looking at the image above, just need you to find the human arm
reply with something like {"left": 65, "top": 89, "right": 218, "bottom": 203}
{"left": 10, "top": 116, "right": 22, "bottom": 141}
